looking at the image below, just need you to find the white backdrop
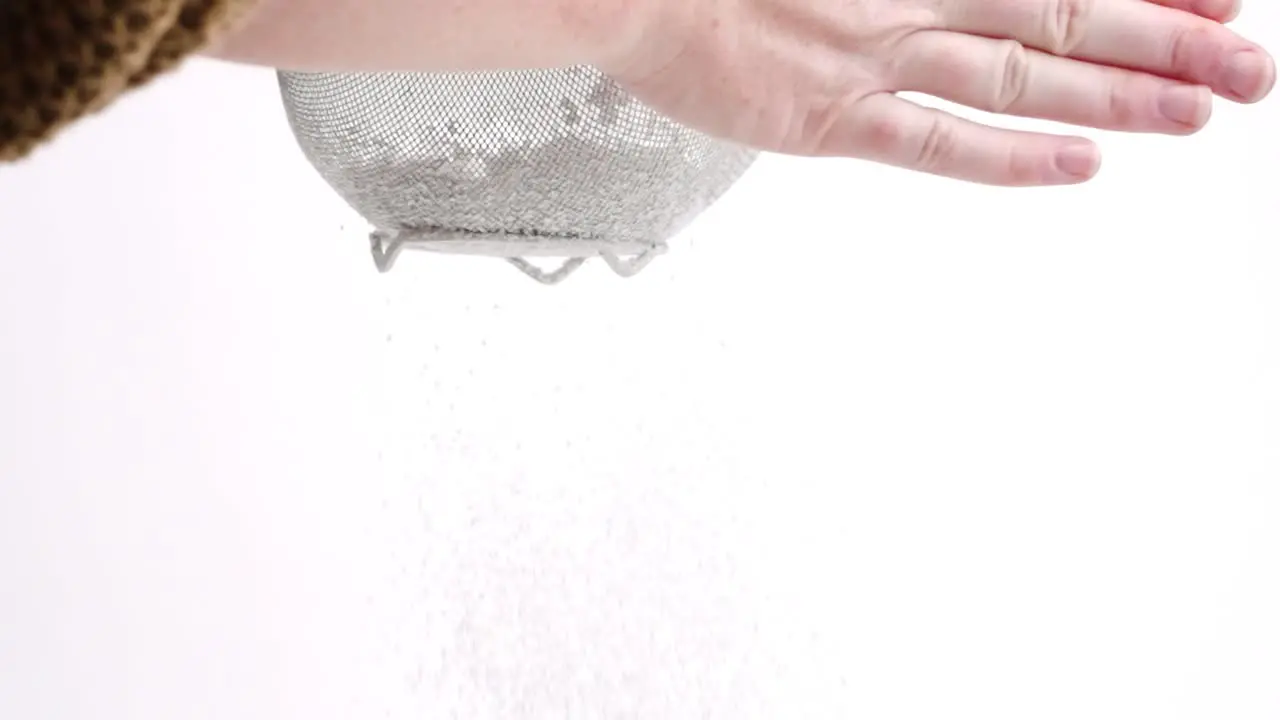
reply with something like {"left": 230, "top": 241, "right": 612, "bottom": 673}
{"left": 1, "top": 8, "right": 1277, "bottom": 719}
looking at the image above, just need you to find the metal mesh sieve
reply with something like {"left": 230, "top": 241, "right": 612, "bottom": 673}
{"left": 277, "top": 66, "right": 759, "bottom": 283}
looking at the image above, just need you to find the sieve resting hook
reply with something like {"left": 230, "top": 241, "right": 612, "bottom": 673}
{"left": 506, "top": 257, "right": 589, "bottom": 284}
{"left": 599, "top": 248, "right": 660, "bottom": 278}
{"left": 370, "top": 231, "right": 403, "bottom": 273}
{"left": 371, "top": 230, "right": 665, "bottom": 283}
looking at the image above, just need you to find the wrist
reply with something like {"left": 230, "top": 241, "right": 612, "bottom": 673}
{"left": 211, "top": 0, "right": 668, "bottom": 73}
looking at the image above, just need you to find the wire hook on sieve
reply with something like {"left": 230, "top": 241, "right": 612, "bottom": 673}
{"left": 371, "top": 230, "right": 665, "bottom": 284}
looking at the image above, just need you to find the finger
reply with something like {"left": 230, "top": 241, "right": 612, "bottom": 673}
{"left": 831, "top": 93, "right": 1101, "bottom": 187}
{"left": 1146, "top": 0, "right": 1241, "bottom": 23}
{"left": 892, "top": 31, "right": 1212, "bottom": 134}
{"left": 940, "top": 0, "right": 1275, "bottom": 102}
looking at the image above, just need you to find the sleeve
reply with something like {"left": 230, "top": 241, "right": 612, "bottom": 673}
{"left": 0, "top": 0, "right": 256, "bottom": 163}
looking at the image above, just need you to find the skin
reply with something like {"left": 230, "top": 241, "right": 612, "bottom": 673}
{"left": 210, "top": 0, "right": 1275, "bottom": 186}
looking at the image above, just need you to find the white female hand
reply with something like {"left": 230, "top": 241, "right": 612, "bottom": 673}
{"left": 607, "top": 0, "right": 1275, "bottom": 185}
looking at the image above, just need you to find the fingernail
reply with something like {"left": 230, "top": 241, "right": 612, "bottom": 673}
{"left": 1055, "top": 143, "right": 1100, "bottom": 179}
{"left": 1158, "top": 85, "right": 1210, "bottom": 127}
{"left": 1222, "top": 50, "right": 1274, "bottom": 101}
{"left": 1199, "top": 0, "right": 1241, "bottom": 21}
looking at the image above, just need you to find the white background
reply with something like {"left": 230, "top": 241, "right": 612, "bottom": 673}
{"left": 1, "top": 8, "right": 1277, "bottom": 719}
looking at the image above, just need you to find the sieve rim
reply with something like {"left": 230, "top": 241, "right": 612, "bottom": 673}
{"left": 375, "top": 228, "right": 661, "bottom": 258}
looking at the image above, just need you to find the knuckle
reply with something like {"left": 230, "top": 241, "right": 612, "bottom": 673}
{"left": 1166, "top": 25, "right": 1207, "bottom": 77}
{"left": 992, "top": 41, "right": 1032, "bottom": 113}
{"left": 913, "top": 113, "right": 959, "bottom": 171}
{"left": 1105, "top": 78, "right": 1140, "bottom": 125}
{"left": 1007, "top": 147, "right": 1047, "bottom": 185}
{"left": 1044, "top": 0, "right": 1093, "bottom": 55}
{"left": 861, "top": 110, "right": 909, "bottom": 151}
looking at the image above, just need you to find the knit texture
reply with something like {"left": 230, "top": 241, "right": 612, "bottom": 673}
{"left": 0, "top": 0, "right": 255, "bottom": 162}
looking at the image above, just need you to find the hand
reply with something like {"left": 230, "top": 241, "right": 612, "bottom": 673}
{"left": 606, "top": 0, "right": 1275, "bottom": 185}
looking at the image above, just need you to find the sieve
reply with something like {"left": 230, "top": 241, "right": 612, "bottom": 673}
{"left": 276, "top": 66, "right": 758, "bottom": 284}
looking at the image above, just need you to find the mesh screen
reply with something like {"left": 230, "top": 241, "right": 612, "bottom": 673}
{"left": 277, "top": 67, "right": 758, "bottom": 281}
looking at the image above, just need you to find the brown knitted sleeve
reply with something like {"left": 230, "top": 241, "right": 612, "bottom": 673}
{"left": 0, "top": 0, "right": 256, "bottom": 163}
